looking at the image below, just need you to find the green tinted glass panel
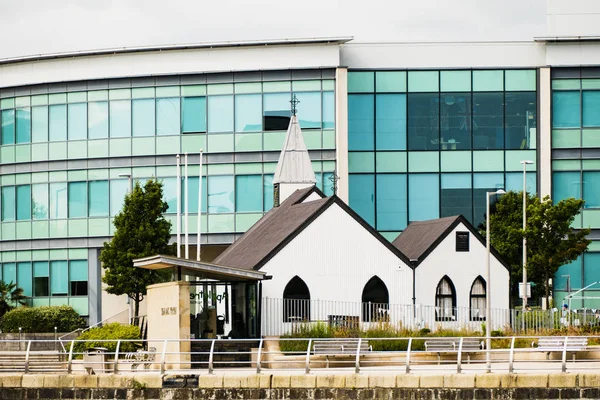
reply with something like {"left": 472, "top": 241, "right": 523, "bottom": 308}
{"left": 50, "top": 182, "right": 67, "bottom": 219}
{"left": 17, "top": 262, "right": 32, "bottom": 297}
{"left": 440, "top": 71, "right": 471, "bottom": 92}
{"left": 132, "top": 99, "right": 155, "bottom": 137}
{"left": 408, "top": 71, "right": 439, "bottom": 92}
{"left": 49, "top": 105, "right": 67, "bottom": 141}
{"left": 2, "top": 186, "right": 15, "bottom": 221}
{"left": 16, "top": 185, "right": 31, "bottom": 220}
{"left": 68, "top": 182, "right": 87, "bottom": 218}
{"left": 348, "top": 72, "right": 374, "bottom": 93}
{"left": 505, "top": 70, "right": 536, "bottom": 91}
{"left": 109, "top": 100, "right": 131, "bottom": 137}
{"left": 88, "top": 102, "right": 109, "bottom": 139}
{"left": 32, "top": 183, "right": 49, "bottom": 219}
{"left": 89, "top": 180, "right": 109, "bottom": 217}
{"left": 16, "top": 108, "right": 31, "bottom": 143}
{"left": 67, "top": 103, "right": 87, "bottom": 140}
{"left": 32, "top": 106, "right": 49, "bottom": 142}
{"left": 472, "top": 70, "right": 503, "bottom": 91}
{"left": 235, "top": 94, "right": 262, "bottom": 132}
{"left": 50, "top": 261, "right": 68, "bottom": 296}
{"left": 375, "top": 71, "right": 406, "bottom": 92}
{"left": 182, "top": 97, "right": 206, "bottom": 133}
{"left": 2, "top": 109, "right": 15, "bottom": 145}
{"left": 235, "top": 175, "right": 262, "bottom": 212}
{"left": 156, "top": 98, "right": 180, "bottom": 135}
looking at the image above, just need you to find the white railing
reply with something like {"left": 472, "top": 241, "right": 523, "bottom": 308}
{"left": 58, "top": 309, "right": 130, "bottom": 352}
{"left": 0, "top": 335, "right": 597, "bottom": 375}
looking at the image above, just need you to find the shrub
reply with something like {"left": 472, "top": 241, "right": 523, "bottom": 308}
{"left": 1, "top": 306, "right": 86, "bottom": 333}
{"left": 72, "top": 323, "right": 141, "bottom": 356}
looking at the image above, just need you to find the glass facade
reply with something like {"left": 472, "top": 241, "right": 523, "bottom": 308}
{"left": 348, "top": 70, "right": 538, "bottom": 237}
{"left": 552, "top": 68, "right": 600, "bottom": 308}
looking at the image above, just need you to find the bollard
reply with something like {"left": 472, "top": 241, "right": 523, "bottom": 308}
{"left": 19, "top": 327, "right": 22, "bottom": 350}
{"left": 54, "top": 327, "right": 58, "bottom": 351}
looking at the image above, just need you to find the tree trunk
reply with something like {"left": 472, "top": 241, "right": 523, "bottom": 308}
{"left": 135, "top": 296, "right": 140, "bottom": 319}
{"left": 544, "top": 272, "right": 550, "bottom": 300}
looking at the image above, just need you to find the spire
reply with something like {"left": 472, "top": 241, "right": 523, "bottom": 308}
{"left": 273, "top": 94, "right": 316, "bottom": 206}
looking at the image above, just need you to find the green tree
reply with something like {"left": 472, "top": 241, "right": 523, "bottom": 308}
{"left": 100, "top": 179, "right": 175, "bottom": 318}
{"left": 0, "top": 281, "right": 28, "bottom": 317}
{"left": 482, "top": 191, "right": 590, "bottom": 300}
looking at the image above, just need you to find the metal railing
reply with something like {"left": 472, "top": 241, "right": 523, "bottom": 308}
{"left": 58, "top": 309, "right": 130, "bottom": 352}
{"left": 262, "top": 298, "right": 600, "bottom": 335}
{"left": 0, "top": 335, "right": 599, "bottom": 374}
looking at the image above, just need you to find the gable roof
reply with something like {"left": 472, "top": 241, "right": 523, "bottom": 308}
{"left": 391, "top": 214, "right": 510, "bottom": 271}
{"left": 214, "top": 186, "right": 411, "bottom": 270}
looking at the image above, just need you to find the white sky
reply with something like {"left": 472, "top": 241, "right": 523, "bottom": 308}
{"left": 0, "top": 0, "right": 547, "bottom": 59}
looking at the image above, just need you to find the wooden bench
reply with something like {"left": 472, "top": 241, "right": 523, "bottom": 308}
{"left": 533, "top": 337, "right": 588, "bottom": 360}
{"left": 123, "top": 347, "right": 156, "bottom": 370}
{"left": 424, "top": 338, "right": 483, "bottom": 364}
{"left": 313, "top": 340, "right": 371, "bottom": 368}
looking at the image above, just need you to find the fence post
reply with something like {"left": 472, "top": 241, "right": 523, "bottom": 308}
{"left": 456, "top": 337, "right": 464, "bottom": 374}
{"left": 54, "top": 327, "right": 58, "bottom": 351}
{"left": 508, "top": 336, "right": 516, "bottom": 373}
{"left": 67, "top": 340, "right": 75, "bottom": 374}
{"left": 405, "top": 338, "right": 413, "bottom": 374}
{"left": 562, "top": 336, "right": 568, "bottom": 373}
{"left": 208, "top": 339, "right": 216, "bottom": 375}
{"left": 24, "top": 340, "right": 32, "bottom": 373}
{"left": 19, "top": 327, "right": 22, "bottom": 350}
{"left": 256, "top": 338, "right": 264, "bottom": 374}
{"left": 355, "top": 338, "right": 362, "bottom": 374}
{"left": 114, "top": 340, "right": 121, "bottom": 374}
{"left": 305, "top": 339, "right": 313, "bottom": 374}
{"left": 160, "top": 339, "right": 168, "bottom": 374}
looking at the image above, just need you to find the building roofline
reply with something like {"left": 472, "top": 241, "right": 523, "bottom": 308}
{"left": 534, "top": 36, "right": 600, "bottom": 43}
{"left": 0, "top": 37, "right": 353, "bottom": 66}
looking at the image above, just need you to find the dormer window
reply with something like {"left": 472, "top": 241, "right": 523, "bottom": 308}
{"left": 456, "top": 231, "right": 469, "bottom": 252}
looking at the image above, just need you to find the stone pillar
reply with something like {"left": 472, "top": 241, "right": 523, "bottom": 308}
{"left": 146, "top": 281, "right": 191, "bottom": 370}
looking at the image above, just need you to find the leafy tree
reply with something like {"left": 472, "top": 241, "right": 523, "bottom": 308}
{"left": 0, "top": 281, "right": 28, "bottom": 317}
{"left": 481, "top": 191, "right": 590, "bottom": 301}
{"left": 100, "top": 179, "right": 175, "bottom": 318}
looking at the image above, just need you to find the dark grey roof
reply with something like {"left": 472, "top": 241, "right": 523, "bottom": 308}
{"left": 392, "top": 216, "right": 460, "bottom": 261}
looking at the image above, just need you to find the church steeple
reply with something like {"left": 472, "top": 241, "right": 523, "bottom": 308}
{"left": 273, "top": 94, "right": 316, "bottom": 207}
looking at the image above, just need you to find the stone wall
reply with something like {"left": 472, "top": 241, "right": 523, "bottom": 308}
{"left": 0, "top": 372, "right": 598, "bottom": 399}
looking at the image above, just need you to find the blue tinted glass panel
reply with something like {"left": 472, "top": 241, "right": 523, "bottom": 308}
{"left": 323, "top": 92, "right": 334, "bottom": 129}
{"left": 208, "top": 175, "right": 234, "bottom": 213}
{"left": 32, "top": 106, "right": 49, "bottom": 142}
{"left": 33, "top": 261, "right": 49, "bottom": 297}
{"left": 3, "top": 263, "right": 16, "bottom": 285}
{"left": 49, "top": 105, "right": 67, "bottom": 141}
{"left": 109, "top": 179, "right": 128, "bottom": 216}
{"left": 32, "top": 183, "right": 49, "bottom": 219}
{"left": 88, "top": 101, "right": 109, "bottom": 139}
{"left": 235, "top": 175, "right": 262, "bottom": 212}
{"left": 2, "top": 109, "right": 15, "bottom": 145}
{"left": 553, "top": 172, "right": 581, "bottom": 201}
{"left": 376, "top": 94, "right": 406, "bottom": 150}
{"left": 505, "top": 172, "right": 536, "bottom": 194}
{"left": 584, "top": 253, "right": 600, "bottom": 287}
{"left": 67, "top": 103, "right": 87, "bottom": 140}
{"left": 583, "top": 91, "right": 600, "bottom": 127}
{"left": 408, "top": 93, "right": 439, "bottom": 150}
{"left": 110, "top": 100, "right": 131, "bottom": 137}
{"left": 1, "top": 186, "right": 15, "bottom": 221}
{"left": 322, "top": 172, "right": 334, "bottom": 196}
{"left": 506, "top": 92, "right": 536, "bottom": 149}
{"left": 68, "top": 182, "right": 87, "bottom": 218}
{"left": 553, "top": 91, "right": 581, "bottom": 128}
{"left": 349, "top": 174, "right": 375, "bottom": 226}
{"left": 235, "top": 94, "right": 262, "bottom": 132}
{"left": 473, "top": 92, "right": 503, "bottom": 150}
{"left": 50, "top": 182, "right": 67, "bottom": 219}
{"left": 50, "top": 261, "right": 68, "bottom": 296}
{"left": 156, "top": 98, "right": 180, "bottom": 135}
{"left": 296, "top": 92, "right": 321, "bottom": 129}
{"left": 132, "top": 99, "right": 155, "bottom": 137}
{"left": 473, "top": 173, "right": 505, "bottom": 227}
{"left": 583, "top": 172, "right": 600, "bottom": 208}
{"left": 16, "top": 108, "right": 31, "bottom": 144}
{"left": 555, "top": 255, "right": 582, "bottom": 290}
{"left": 16, "top": 185, "right": 31, "bottom": 220}
{"left": 408, "top": 174, "right": 439, "bottom": 221}
{"left": 17, "top": 262, "right": 32, "bottom": 297}
{"left": 441, "top": 93, "right": 471, "bottom": 150}
{"left": 181, "top": 176, "right": 207, "bottom": 213}
{"left": 263, "top": 174, "right": 274, "bottom": 211}
{"left": 70, "top": 260, "right": 88, "bottom": 282}
{"left": 182, "top": 97, "right": 206, "bottom": 133}
{"left": 441, "top": 173, "right": 472, "bottom": 220}
{"left": 208, "top": 96, "right": 233, "bottom": 133}
{"left": 162, "top": 177, "right": 177, "bottom": 214}
{"left": 376, "top": 174, "right": 407, "bottom": 230}
{"left": 348, "top": 94, "right": 374, "bottom": 151}
{"left": 263, "top": 93, "right": 291, "bottom": 131}
{"left": 89, "top": 180, "right": 109, "bottom": 217}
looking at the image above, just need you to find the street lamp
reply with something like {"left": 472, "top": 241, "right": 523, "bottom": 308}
{"left": 118, "top": 173, "right": 133, "bottom": 193}
{"left": 520, "top": 160, "right": 534, "bottom": 331}
{"left": 486, "top": 188, "right": 506, "bottom": 372}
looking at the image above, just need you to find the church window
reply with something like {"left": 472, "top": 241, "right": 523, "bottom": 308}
{"left": 470, "top": 276, "right": 486, "bottom": 321}
{"left": 435, "top": 276, "right": 456, "bottom": 321}
{"left": 282, "top": 276, "right": 310, "bottom": 323}
{"left": 362, "top": 276, "right": 389, "bottom": 322}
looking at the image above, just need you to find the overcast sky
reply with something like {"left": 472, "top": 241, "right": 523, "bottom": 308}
{"left": 0, "top": 0, "right": 547, "bottom": 59}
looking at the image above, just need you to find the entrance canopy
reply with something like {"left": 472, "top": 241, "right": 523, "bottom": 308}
{"left": 133, "top": 255, "right": 267, "bottom": 282}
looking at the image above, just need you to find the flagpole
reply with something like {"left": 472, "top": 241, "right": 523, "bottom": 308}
{"left": 197, "top": 149, "right": 203, "bottom": 261}
{"left": 185, "top": 153, "right": 189, "bottom": 259}
{"left": 176, "top": 154, "right": 181, "bottom": 258}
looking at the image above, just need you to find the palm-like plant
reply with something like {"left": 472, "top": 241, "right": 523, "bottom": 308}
{"left": 0, "top": 281, "right": 27, "bottom": 317}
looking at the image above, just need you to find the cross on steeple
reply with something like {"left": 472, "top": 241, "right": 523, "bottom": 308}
{"left": 290, "top": 94, "right": 300, "bottom": 116}
{"left": 329, "top": 169, "right": 340, "bottom": 195}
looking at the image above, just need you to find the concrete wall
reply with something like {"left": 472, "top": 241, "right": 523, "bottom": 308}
{"left": 547, "top": 0, "right": 600, "bottom": 37}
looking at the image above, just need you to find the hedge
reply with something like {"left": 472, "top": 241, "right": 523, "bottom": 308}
{"left": 1, "top": 306, "right": 86, "bottom": 333}
{"left": 72, "top": 323, "right": 142, "bottom": 356}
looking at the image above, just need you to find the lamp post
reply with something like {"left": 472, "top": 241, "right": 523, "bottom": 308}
{"left": 520, "top": 160, "right": 534, "bottom": 331}
{"left": 117, "top": 172, "right": 133, "bottom": 324}
{"left": 486, "top": 188, "right": 506, "bottom": 372}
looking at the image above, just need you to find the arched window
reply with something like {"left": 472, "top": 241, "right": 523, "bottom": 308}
{"left": 362, "top": 276, "right": 389, "bottom": 322}
{"left": 435, "top": 276, "right": 456, "bottom": 321}
{"left": 282, "top": 276, "right": 310, "bottom": 322}
{"left": 470, "top": 276, "right": 486, "bottom": 321}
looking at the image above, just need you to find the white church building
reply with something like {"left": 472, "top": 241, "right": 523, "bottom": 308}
{"left": 212, "top": 107, "right": 511, "bottom": 333}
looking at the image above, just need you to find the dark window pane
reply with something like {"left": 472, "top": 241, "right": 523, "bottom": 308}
{"left": 348, "top": 94, "right": 374, "bottom": 150}
{"left": 473, "top": 93, "right": 503, "bottom": 150}
{"left": 349, "top": 174, "right": 375, "bottom": 227}
{"left": 505, "top": 92, "right": 536, "bottom": 149}
{"left": 263, "top": 93, "right": 291, "bottom": 131}
{"left": 441, "top": 93, "right": 471, "bottom": 150}
{"left": 441, "top": 174, "right": 472, "bottom": 220}
{"left": 408, "top": 93, "right": 439, "bottom": 150}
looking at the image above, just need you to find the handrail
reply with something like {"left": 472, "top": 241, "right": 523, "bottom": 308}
{"left": 256, "top": 338, "right": 264, "bottom": 374}
{"left": 355, "top": 337, "right": 362, "bottom": 374}
{"left": 305, "top": 339, "right": 313, "bottom": 374}
{"left": 66, "top": 340, "right": 75, "bottom": 374}
{"left": 160, "top": 339, "right": 168, "bottom": 374}
{"left": 562, "top": 336, "right": 568, "bottom": 373}
{"left": 208, "top": 339, "right": 216, "bottom": 375}
{"left": 456, "top": 337, "right": 464, "bottom": 374}
{"left": 114, "top": 340, "right": 121, "bottom": 373}
{"left": 24, "top": 340, "right": 31, "bottom": 373}
{"left": 58, "top": 308, "right": 130, "bottom": 352}
{"left": 508, "top": 336, "right": 516, "bottom": 373}
{"left": 405, "top": 338, "right": 412, "bottom": 374}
